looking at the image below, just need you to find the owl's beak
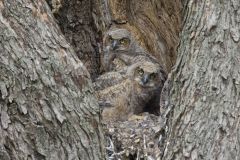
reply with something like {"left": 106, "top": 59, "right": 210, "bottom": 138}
{"left": 141, "top": 75, "right": 149, "bottom": 85}
{"left": 112, "top": 40, "right": 118, "bottom": 50}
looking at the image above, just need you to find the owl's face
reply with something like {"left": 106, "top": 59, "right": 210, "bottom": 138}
{"left": 131, "top": 62, "right": 163, "bottom": 88}
{"left": 104, "top": 29, "right": 131, "bottom": 52}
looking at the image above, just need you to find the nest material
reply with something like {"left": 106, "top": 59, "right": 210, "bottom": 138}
{"left": 103, "top": 113, "right": 162, "bottom": 160}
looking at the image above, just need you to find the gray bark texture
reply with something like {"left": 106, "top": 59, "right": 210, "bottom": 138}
{"left": 161, "top": 0, "right": 240, "bottom": 159}
{"left": 46, "top": 0, "right": 108, "bottom": 80}
{"left": 0, "top": 0, "right": 105, "bottom": 159}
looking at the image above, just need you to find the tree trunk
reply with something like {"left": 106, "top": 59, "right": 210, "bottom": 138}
{"left": 46, "top": 0, "right": 109, "bottom": 79}
{"left": 161, "top": 0, "right": 240, "bottom": 159}
{"left": 0, "top": 0, "right": 104, "bottom": 159}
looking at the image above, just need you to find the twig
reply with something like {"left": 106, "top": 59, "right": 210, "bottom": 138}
{"left": 136, "top": 148, "right": 140, "bottom": 160}
{"left": 143, "top": 134, "right": 148, "bottom": 159}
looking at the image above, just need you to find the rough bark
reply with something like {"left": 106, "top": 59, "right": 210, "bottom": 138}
{"left": 0, "top": 0, "right": 104, "bottom": 159}
{"left": 161, "top": 0, "right": 240, "bottom": 159}
{"left": 46, "top": 0, "right": 105, "bottom": 79}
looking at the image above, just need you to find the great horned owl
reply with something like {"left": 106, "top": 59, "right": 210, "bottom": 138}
{"left": 102, "top": 28, "right": 149, "bottom": 71}
{"left": 94, "top": 61, "right": 166, "bottom": 122}
{"left": 93, "top": 68, "right": 127, "bottom": 91}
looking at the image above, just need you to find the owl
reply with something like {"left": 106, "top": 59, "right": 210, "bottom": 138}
{"left": 94, "top": 61, "right": 167, "bottom": 122}
{"left": 93, "top": 68, "right": 127, "bottom": 91}
{"left": 102, "top": 28, "right": 149, "bottom": 72}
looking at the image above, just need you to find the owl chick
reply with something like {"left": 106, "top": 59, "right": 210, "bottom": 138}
{"left": 102, "top": 28, "right": 149, "bottom": 72}
{"left": 95, "top": 61, "right": 166, "bottom": 122}
{"left": 93, "top": 68, "right": 127, "bottom": 91}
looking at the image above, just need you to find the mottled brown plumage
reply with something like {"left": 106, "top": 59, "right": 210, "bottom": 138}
{"left": 94, "top": 61, "right": 166, "bottom": 122}
{"left": 102, "top": 27, "right": 152, "bottom": 72}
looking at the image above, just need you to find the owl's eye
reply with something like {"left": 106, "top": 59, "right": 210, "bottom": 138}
{"left": 150, "top": 73, "right": 157, "bottom": 79}
{"left": 109, "top": 36, "right": 113, "bottom": 41}
{"left": 120, "top": 38, "right": 129, "bottom": 45}
{"left": 138, "top": 69, "right": 144, "bottom": 75}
